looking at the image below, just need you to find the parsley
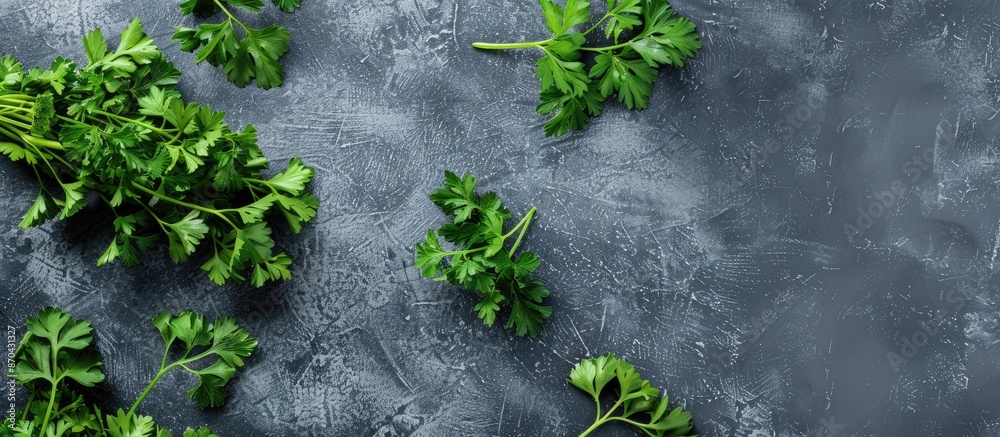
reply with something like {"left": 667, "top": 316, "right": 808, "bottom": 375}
{"left": 0, "top": 18, "right": 318, "bottom": 286}
{"left": 414, "top": 171, "right": 552, "bottom": 338}
{"left": 172, "top": 0, "right": 301, "bottom": 89}
{"left": 6, "top": 307, "right": 255, "bottom": 436}
{"left": 473, "top": 0, "right": 701, "bottom": 136}
{"left": 568, "top": 353, "right": 696, "bottom": 436}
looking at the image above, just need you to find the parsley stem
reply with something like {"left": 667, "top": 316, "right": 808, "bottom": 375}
{"left": 582, "top": 13, "right": 613, "bottom": 36}
{"left": 605, "top": 417, "right": 661, "bottom": 434}
{"left": 128, "top": 362, "right": 177, "bottom": 418}
{"left": 0, "top": 114, "right": 31, "bottom": 130}
{"left": 0, "top": 110, "right": 35, "bottom": 125}
{"left": 579, "top": 396, "right": 628, "bottom": 437}
{"left": 39, "top": 383, "right": 58, "bottom": 436}
{"left": 39, "top": 332, "right": 62, "bottom": 436}
{"left": 20, "top": 391, "right": 35, "bottom": 422}
{"left": 142, "top": 203, "right": 172, "bottom": 236}
{"left": 472, "top": 39, "right": 553, "bottom": 50}
{"left": 130, "top": 182, "right": 240, "bottom": 230}
{"left": 578, "top": 420, "right": 602, "bottom": 437}
{"left": 507, "top": 206, "right": 536, "bottom": 254}
{"left": 0, "top": 103, "right": 34, "bottom": 113}
{"left": 25, "top": 142, "right": 72, "bottom": 191}
{"left": 87, "top": 110, "right": 173, "bottom": 137}
{"left": 580, "top": 40, "right": 633, "bottom": 52}
{"left": 213, "top": 0, "right": 252, "bottom": 33}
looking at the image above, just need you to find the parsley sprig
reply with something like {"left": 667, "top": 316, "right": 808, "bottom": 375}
{"left": 0, "top": 18, "right": 318, "bottom": 286}
{"left": 172, "top": 0, "right": 301, "bottom": 89}
{"left": 569, "top": 353, "right": 696, "bottom": 436}
{"left": 473, "top": 0, "right": 701, "bottom": 136}
{"left": 415, "top": 172, "right": 552, "bottom": 338}
{"left": 6, "top": 307, "right": 254, "bottom": 437}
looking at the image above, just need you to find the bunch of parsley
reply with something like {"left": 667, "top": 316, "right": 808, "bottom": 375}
{"left": 0, "top": 18, "right": 318, "bottom": 286}
{"left": 569, "top": 353, "right": 696, "bottom": 436}
{"left": 473, "top": 0, "right": 701, "bottom": 136}
{"left": 4, "top": 307, "right": 257, "bottom": 437}
{"left": 173, "top": 0, "right": 302, "bottom": 89}
{"left": 415, "top": 172, "right": 552, "bottom": 338}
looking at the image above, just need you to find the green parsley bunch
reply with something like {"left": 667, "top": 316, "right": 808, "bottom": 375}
{"left": 0, "top": 18, "right": 318, "bottom": 287}
{"left": 173, "top": 0, "right": 302, "bottom": 89}
{"left": 473, "top": 0, "right": 701, "bottom": 136}
{"left": 415, "top": 172, "right": 552, "bottom": 338}
{"left": 569, "top": 353, "right": 696, "bottom": 436}
{"left": 5, "top": 307, "right": 257, "bottom": 437}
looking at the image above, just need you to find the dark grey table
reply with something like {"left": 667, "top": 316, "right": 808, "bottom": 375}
{"left": 2, "top": 0, "right": 999, "bottom": 435}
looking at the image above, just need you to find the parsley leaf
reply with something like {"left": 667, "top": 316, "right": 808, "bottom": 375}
{"left": 0, "top": 19, "right": 318, "bottom": 286}
{"left": 172, "top": 0, "right": 298, "bottom": 89}
{"left": 569, "top": 353, "right": 697, "bottom": 436}
{"left": 415, "top": 171, "right": 552, "bottom": 337}
{"left": 473, "top": 0, "right": 702, "bottom": 136}
{"left": 150, "top": 312, "right": 258, "bottom": 408}
{"left": 7, "top": 308, "right": 249, "bottom": 436}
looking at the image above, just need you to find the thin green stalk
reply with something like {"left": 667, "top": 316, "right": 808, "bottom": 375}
{"left": 26, "top": 143, "right": 71, "bottom": 189}
{"left": 440, "top": 247, "right": 487, "bottom": 257}
{"left": 578, "top": 396, "right": 627, "bottom": 437}
{"left": 126, "top": 363, "right": 176, "bottom": 418}
{"left": 578, "top": 420, "right": 603, "bottom": 437}
{"left": 130, "top": 182, "right": 239, "bottom": 230}
{"left": 244, "top": 178, "right": 282, "bottom": 196}
{"left": 0, "top": 94, "right": 35, "bottom": 103}
{"left": 580, "top": 40, "right": 633, "bottom": 52}
{"left": 507, "top": 206, "right": 536, "bottom": 254}
{"left": 582, "top": 13, "right": 613, "bottom": 36}
{"left": 20, "top": 391, "right": 36, "bottom": 422}
{"left": 38, "top": 383, "right": 58, "bottom": 435}
{"left": 1, "top": 123, "right": 67, "bottom": 151}
{"left": 127, "top": 339, "right": 187, "bottom": 419}
{"left": 87, "top": 110, "right": 173, "bottom": 137}
{"left": 0, "top": 104, "right": 35, "bottom": 114}
{"left": 0, "top": 123, "right": 25, "bottom": 143}
{"left": 141, "top": 203, "right": 172, "bottom": 236}
{"left": 472, "top": 39, "right": 553, "bottom": 50}
{"left": 606, "top": 417, "right": 661, "bottom": 436}
{"left": 213, "top": 0, "right": 252, "bottom": 33}
{"left": 0, "top": 114, "right": 32, "bottom": 130}
{"left": 39, "top": 331, "right": 63, "bottom": 436}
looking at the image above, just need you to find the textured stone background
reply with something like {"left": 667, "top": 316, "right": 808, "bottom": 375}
{"left": 2, "top": 0, "right": 1000, "bottom": 435}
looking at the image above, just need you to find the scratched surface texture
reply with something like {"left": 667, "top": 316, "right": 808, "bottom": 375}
{"left": 1, "top": 0, "right": 1000, "bottom": 436}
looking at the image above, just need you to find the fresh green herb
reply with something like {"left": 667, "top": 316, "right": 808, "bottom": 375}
{"left": 414, "top": 171, "right": 552, "bottom": 338}
{"left": 473, "top": 0, "right": 701, "bottom": 136}
{"left": 0, "top": 18, "right": 318, "bottom": 286}
{"left": 569, "top": 353, "right": 696, "bottom": 436}
{"left": 6, "top": 307, "right": 255, "bottom": 436}
{"left": 172, "top": 0, "right": 301, "bottom": 89}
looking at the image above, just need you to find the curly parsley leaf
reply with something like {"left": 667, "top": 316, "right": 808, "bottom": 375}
{"left": 415, "top": 171, "right": 552, "bottom": 337}
{"left": 172, "top": 0, "right": 296, "bottom": 89}
{"left": 473, "top": 0, "right": 701, "bottom": 136}
{"left": 569, "top": 353, "right": 697, "bottom": 436}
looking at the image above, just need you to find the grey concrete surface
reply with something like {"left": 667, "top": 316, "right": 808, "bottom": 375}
{"left": 1, "top": 0, "right": 1000, "bottom": 435}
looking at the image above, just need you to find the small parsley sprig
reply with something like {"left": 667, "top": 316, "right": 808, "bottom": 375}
{"left": 0, "top": 18, "right": 318, "bottom": 286}
{"left": 6, "top": 307, "right": 254, "bottom": 436}
{"left": 415, "top": 171, "right": 552, "bottom": 338}
{"left": 172, "top": 0, "right": 302, "bottom": 89}
{"left": 569, "top": 353, "right": 696, "bottom": 437}
{"left": 473, "top": 0, "right": 701, "bottom": 136}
